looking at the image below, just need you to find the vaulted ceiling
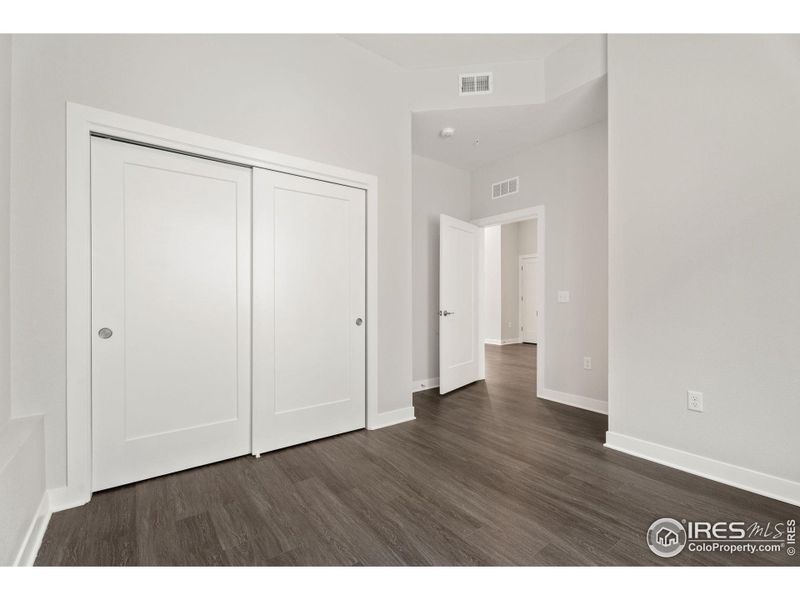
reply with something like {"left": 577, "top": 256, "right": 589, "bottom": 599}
{"left": 342, "top": 34, "right": 577, "bottom": 69}
{"left": 412, "top": 76, "right": 607, "bottom": 170}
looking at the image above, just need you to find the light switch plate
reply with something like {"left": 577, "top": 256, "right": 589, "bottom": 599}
{"left": 583, "top": 357, "right": 592, "bottom": 370}
{"left": 558, "top": 291, "right": 570, "bottom": 303}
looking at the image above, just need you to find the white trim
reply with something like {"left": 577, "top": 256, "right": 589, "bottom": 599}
{"left": 472, "top": 206, "right": 543, "bottom": 228}
{"left": 47, "top": 485, "right": 92, "bottom": 513}
{"left": 518, "top": 254, "right": 539, "bottom": 344}
{"left": 66, "top": 103, "right": 380, "bottom": 509}
{"left": 476, "top": 227, "right": 486, "bottom": 381}
{"left": 539, "top": 388, "right": 608, "bottom": 415}
{"left": 412, "top": 378, "right": 439, "bottom": 392}
{"left": 605, "top": 432, "right": 800, "bottom": 508}
{"left": 367, "top": 407, "right": 416, "bottom": 430}
{"left": 484, "top": 338, "right": 521, "bottom": 346}
{"left": 473, "top": 206, "right": 545, "bottom": 398}
{"left": 13, "top": 492, "right": 50, "bottom": 567}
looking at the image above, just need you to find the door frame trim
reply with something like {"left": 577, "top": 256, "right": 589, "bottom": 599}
{"left": 60, "top": 102, "right": 379, "bottom": 510}
{"left": 518, "top": 254, "right": 539, "bottom": 344}
{"left": 472, "top": 206, "right": 545, "bottom": 398}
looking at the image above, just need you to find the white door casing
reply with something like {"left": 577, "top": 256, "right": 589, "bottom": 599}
{"left": 252, "top": 169, "right": 366, "bottom": 453}
{"left": 519, "top": 255, "right": 539, "bottom": 343}
{"left": 439, "top": 214, "right": 481, "bottom": 395}
{"left": 91, "top": 137, "right": 252, "bottom": 491}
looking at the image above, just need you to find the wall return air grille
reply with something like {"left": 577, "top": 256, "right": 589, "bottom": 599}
{"left": 491, "top": 176, "right": 519, "bottom": 200}
{"left": 459, "top": 72, "right": 492, "bottom": 96}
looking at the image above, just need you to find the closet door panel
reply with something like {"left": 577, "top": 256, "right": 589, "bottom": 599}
{"left": 253, "top": 169, "right": 366, "bottom": 453}
{"left": 91, "top": 137, "right": 252, "bottom": 491}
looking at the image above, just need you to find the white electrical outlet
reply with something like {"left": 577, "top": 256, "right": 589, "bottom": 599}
{"left": 687, "top": 390, "right": 704, "bottom": 412}
{"left": 583, "top": 357, "right": 592, "bottom": 370}
{"left": 558, "top": 291, "right": 570, "bottom": 303}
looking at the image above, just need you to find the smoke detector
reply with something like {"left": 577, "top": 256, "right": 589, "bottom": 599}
{"left": 439, "top": 127, "right": 456, "bottom": 138}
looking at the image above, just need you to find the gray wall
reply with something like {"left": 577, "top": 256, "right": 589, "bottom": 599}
{"left": 517, "top": 218, "right": 538, "bottom": 256}
{"left": 0, "top": 34, "right": 46, "bottom": 567}
{"left": 0, "top": 35, "right": 9, "bottom": 429}
{"left": 483, "top": 220, "right": 537, "bottom": 344}
{"left": 472, "top": 122, "right": 608, "bottom": 402}
{"left": 9, "top": 35, "right": 414, "bottom": 488}
{"left": 607, "top": 35, "right": 800, "bottom": 482}
{"left": 496, "top": 220, "right": 538, "bottom": 342}
{"left": 411, "top": 154, "right": 471, "bottom": 384}
{"left": 500, "top": 222, "right": 519, "bottom": 341}
{"left": 482, "top": 226, "right": 502, "bottom": 342}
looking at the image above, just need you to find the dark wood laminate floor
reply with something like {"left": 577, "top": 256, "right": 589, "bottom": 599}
{"left": 36, "top": 344, "right": 798, "bottom": 566}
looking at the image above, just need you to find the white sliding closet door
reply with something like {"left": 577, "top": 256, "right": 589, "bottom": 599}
{"left": 91, "top": 137, "right": 252, "bottom": 491}
{"left": 252, "top": 169, "right": 366, "bottom": 454}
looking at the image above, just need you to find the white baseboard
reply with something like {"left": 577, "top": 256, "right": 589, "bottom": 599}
{"left": 367, "top": 406, "right": 416, "bottom": 430}
{"left": 539, "top": 388, "right": 608, "bottom": 415}
{"left": 605, "top": 431, "right": 800, "bottom": 508}
{"left": 13, "top": 491, "right": 50, "bottom": 567}
{"left": 484, "top": 338, "right": 521, "bottom": 346}
{"left": 412, "top": 377, "right": 439, "bottom": 392}
{"left": 48, "top": 485, "right": 91, "bottom": 513}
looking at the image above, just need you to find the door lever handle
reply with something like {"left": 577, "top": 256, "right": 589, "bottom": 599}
{"left": 440, "top": 310, "right": 455, "bottom": 317}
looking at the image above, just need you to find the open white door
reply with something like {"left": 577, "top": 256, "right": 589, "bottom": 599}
{"left": 439, "top": 214, "right": 481, "bottom": 394}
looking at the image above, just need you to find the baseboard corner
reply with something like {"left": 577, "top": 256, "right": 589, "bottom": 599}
{"left": 13, "top": 491, "right": 51, "bottom": 567}
{"left": 484, "top": 338, "right": 522, "bottom": 346}
{"left": 368, "top": 406, "right": 416, "bottom": 430}
{"left": 47, "top": 485, "right": 91, "bottom": 514}
{"left": 538, "top": 388, "right": 608, "bottom": 415}
{"left": 412, "top": 377, "right": 439, "bottom": 393}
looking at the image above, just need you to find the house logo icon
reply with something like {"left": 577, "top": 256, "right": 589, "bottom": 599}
{"left": 657, "top": 527, "right": 678, "bottom": 546}
{"left": 647, "top": 518, "right": 687, "bottom": 558}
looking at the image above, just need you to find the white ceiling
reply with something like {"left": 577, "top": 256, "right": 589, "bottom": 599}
{"left": 342, "top": 34, "right": 576, "bottom": 69}
{"left": 412, "top": 77, "right": 607, "bottom": 171}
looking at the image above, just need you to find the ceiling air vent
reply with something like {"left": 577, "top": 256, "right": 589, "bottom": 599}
{"left": 459, "top": 72, "right": 492, "bottom": 96}
{"left": 491, "top": 176, "right": 519, "bottom": 200}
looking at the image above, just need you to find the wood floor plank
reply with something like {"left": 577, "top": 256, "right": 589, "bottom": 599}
{"left": 35, "top": 343, "right": 799, "bottom": 566}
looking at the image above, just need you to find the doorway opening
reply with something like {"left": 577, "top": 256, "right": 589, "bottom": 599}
{"left": 411, "top": 77, "right": 604, "bottom": 408}
{"left": 481, "top": 217, "right": 539, "bottom": 391}
{"left": 435, "top": 206, "right": 545, "bottom": 398}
